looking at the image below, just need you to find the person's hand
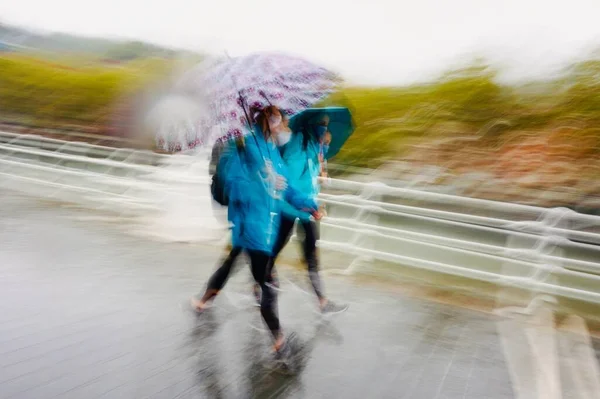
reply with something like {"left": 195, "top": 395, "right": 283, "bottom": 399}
{"left": 312, "top": 205, "right": 327, "bottom": 220}
{"left": 318, "top": 176, "right": 331, "bottom": 187}
{"left": 275, "top": 174, "right": 287, "bottom": 191}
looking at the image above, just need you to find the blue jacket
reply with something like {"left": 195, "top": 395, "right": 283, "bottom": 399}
{"left": 278, "top": 132, "right": 321, "bottom": 221}
{"left": 224, "top": 127, "right": 319, "bottom": 254}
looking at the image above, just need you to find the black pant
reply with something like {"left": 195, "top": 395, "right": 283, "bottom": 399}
{"left": 271, "top": 215, "right": 324, "bottom": 300}
{"left": 204, "top": 247, "right": 280, "bottom": 337}
{"left": 205, "top": 246, "right": 243, "bottom": 293}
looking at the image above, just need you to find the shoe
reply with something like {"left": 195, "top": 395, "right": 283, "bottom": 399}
{"left": 189, "top": 297, "right": 210, "bottom": 316}
{"left": 321, "top": 300, "right": 349, "bottom": 315}
{"left": 272, "top": 333, "right": 303, "bottom": 374}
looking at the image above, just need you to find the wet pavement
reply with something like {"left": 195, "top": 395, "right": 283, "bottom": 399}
{"left": 0, "top": 193, "right": 517, "bottom": 398}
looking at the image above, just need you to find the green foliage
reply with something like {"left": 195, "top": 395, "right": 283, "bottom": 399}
{"left": 320, "top": 60, "right": 600, "bottom": 168}
{"left": 1, "top": 52, "right": 599, "bottom": 165}
{"left": 318, "top": 66, "right": 516, "bottom": 167}
{"left": 0, "top": 54, "right": 171, "bottom": 130}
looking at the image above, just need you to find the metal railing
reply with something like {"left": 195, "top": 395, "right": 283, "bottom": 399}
{"left": 0, "top": 131, "right": 167, "bottom": 165}
{"left": 315, "top": 179, "right": 600, "bottom": 304}
{"left": 1, "top": 131, "right": 599, "bottom": 305}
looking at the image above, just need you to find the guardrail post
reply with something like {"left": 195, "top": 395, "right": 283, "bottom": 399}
{"left": 342, "top": 181, "right": 385, "bottom": 275}
{"left": 497, "top": 207, "right": 574, "bottom": 307}
{"left": 494, "top": 207, "right": 600, "bottom": 399}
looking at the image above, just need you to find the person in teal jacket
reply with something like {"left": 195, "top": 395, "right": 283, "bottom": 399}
{"left": 191, "top": 105, "right": 321, "bottom": 359}
{"left": 263, "top": 116, "right": 348, "bottom": 314}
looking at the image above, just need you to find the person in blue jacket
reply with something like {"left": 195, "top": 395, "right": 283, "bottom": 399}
{"left": 262, "top": 115, "right": 348, "bottom": 314}
{"left": 191, "top": 105, "right": 322, "bottom": 358}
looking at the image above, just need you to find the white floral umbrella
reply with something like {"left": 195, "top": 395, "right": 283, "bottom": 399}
{"left": 174, "top": 51, "right": 338, "bottom": 147}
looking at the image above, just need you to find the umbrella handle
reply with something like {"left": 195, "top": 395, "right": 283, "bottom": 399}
{"left": 259, "top": 91, "right": 272, "bottom": 107}
{"left": 237, "top": 91, "right": 252, "bottom": 128}
{"left": 222, "top": 51, "right": 253, "bottom": 129}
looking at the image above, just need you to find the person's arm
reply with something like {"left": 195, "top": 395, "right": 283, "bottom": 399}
{"left": 284, "top": 182, "right": 318, "bottom": 213}
{"left": 274, "top": 151, "right": 319, "bottom": 213}
{"left": 282, "top": 180, "right": 324, "bottom": 219}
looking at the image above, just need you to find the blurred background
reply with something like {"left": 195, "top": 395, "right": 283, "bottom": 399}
{"left": 1, "top": 0, "right": 600, "bottom": 212}
{"left": 1, "top": 2, "right": 600, "bottom": 398}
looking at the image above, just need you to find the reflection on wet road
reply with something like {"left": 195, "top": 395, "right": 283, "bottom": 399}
{"left": 0, "top": 193, "right": 515, "bottom": 398}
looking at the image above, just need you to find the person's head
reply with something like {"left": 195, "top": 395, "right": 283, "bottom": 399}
{"left": 250, "top": 105, "right": 286, "bottom": 140}
{"left": 313, "top": 115, "right": 332, "bottom": 156}
{"left": 276, "top": 116, "right": 293, "bottom": 146}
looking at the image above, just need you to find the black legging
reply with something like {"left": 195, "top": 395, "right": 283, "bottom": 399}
{"left": 201, "top": 247, "right": 280, "bottom": 337}
{"left": 203, "top": 215, "right": 322, "bottom": 296}
{"left": 204, "top": 246, "right": 244, "bottom": 294}
{"left": 271, "top": 215, "right": 324, "bottom": 300}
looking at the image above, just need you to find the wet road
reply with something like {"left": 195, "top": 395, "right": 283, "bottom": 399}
{"left": 0, "top": 193, "right": 516, "bottom": 398}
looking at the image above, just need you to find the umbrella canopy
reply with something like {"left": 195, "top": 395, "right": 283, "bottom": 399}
{"left": 288, "top": 107, "right": 355, "bottom": 159}
{"left": 175, "top": 52, "right": 338, "bottom": 147}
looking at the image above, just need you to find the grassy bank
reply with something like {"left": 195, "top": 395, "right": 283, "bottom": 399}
{"left": 0, "top": 54, "right": 174, "bottom": 134}
{"left": 1, "top": 53, "right": 599, "bottom": 168}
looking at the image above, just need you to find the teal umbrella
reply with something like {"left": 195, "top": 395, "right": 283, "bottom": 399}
{"left": 287, "top": 107, "right": 355, "bottom": 159}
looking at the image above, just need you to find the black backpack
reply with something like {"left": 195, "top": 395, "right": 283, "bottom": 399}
{"left": 210, "top": 137, "right": 245, "bottom": 206}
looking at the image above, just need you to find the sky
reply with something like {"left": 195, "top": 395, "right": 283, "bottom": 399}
{"left": 1, "top": 0, "right": 600, "bottom": 85}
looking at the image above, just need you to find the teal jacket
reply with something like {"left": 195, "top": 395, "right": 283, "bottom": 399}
{"left": 277, "top": 132, "right": 321, "bottom": 222}
{"left": 224, "top": 127, "right": 318, "bottom": 254}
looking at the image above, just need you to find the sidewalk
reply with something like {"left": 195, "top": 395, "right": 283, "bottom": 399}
{"left": 0, "top": 193, "right": 524, "bottom": 398}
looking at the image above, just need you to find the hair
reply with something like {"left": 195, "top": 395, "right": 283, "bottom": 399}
{"left": 249, "top": 105, "right": 284, "bottom": 140}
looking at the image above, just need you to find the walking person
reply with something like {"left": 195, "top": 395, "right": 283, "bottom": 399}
{"left": 258, "top": 115, "right": 348, "bottom": 314}
{"left": 191, "top": 106, "right": 322, "bottom": 359}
